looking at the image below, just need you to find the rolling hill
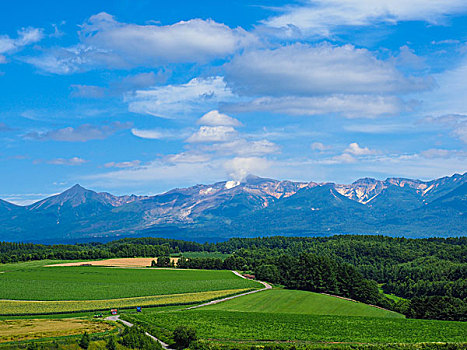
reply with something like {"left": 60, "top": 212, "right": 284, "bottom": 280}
{"left": 204, "top": 289, "right": 404, "bottom": 318}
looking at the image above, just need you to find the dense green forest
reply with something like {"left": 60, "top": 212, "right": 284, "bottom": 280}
{"left": 1, "top": 235, "right": 466, "bottom": 321}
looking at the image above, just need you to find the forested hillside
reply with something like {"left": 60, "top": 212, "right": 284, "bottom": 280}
{"left": 1, "top": 235, "right": 465, "bottom": 321}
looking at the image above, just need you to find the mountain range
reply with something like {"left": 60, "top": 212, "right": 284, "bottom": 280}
{"left": 1, "top": 173, "right": 465, "bottom": 242}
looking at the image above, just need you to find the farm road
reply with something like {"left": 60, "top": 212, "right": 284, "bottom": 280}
{"left": 106, "top": 315, "right": 173, "bottom": 350}
{"left": 106, "top": 271, "right": 271, "bottom": 348}
{"left": 186, "top": 271, "right": 272, "bottom": 310}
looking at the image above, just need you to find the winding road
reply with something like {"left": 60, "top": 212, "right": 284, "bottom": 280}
{"left": 106, "top": 271, "right": 271, "bottom": 349}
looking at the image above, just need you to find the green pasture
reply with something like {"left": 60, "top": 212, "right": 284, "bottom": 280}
{"left": 204, "top": 289, "right": 404, "bottom": 318}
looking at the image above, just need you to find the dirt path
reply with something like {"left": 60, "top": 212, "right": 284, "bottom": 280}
{"left": 106, "top": 315, "right": 173, "bottom": 350}
{"left": 106, "top": 270, "right": 271, "bottom": 348}
{"left": 186, "top": 271, "right": 272, "bottom": 310}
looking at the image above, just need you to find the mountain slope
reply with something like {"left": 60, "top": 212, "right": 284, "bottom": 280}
{"left": 0, "top": 173, "right": 465, "bottom": 242}
{"left": 0, "top": 199, "right": 20, "bottom": 213}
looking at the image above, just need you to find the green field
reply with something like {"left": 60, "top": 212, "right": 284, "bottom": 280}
{"left": 204, "top": 289, "right": 403, "bottom": 318}
{"left": 126, "top": 309, "right": 467, "bottom": 344}
{"left": 0, "top": 263, "right": 260, "bottom": 301}
{"left": 0, "top": 289, "right": 250, "bottom": 315}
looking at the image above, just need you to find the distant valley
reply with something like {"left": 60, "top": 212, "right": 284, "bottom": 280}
{"left": 1, "top": 173, "right": 465, "bottom": 242}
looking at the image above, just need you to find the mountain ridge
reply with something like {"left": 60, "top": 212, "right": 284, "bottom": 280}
{"left": 0, "top": 172, "right": 465, "bottom": 242}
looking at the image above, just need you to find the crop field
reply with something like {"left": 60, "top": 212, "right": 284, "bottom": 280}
{"left": 0, "top": 289, "right": 250, "bottom": 316}
{"left": 47, "top": 257, "right": 179, "bottom": 267}
{"left": 204, "top": 289, "right": 403, "bottom": 318}
{"left": 0, "top": 265, "right": 261, "bottom": 300}
{"left": 0, "top": 318, "right": 114, "bottom": 343}
{"left": 126, "top": 309, "right": 467, "bottom": 344}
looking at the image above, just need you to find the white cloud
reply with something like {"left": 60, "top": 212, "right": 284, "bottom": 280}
{"left": 225, "top": 43, "right": 431, "bottom": 96}
{"left": 87, "top": 156, "right": 226, "bottom": 189}
{"left": 165, "top": 152, "right": 211, "bottom": 164}
{"left": 226, "top": 94, "right": 404, "bottom": 118}
{"left": 197, "top": 110, "right": 242, "bottom": 126}
{"left": 70, "top": 85, "right": 106, "bottom": 98}
{"left": 205, "top": 139, "right": 279, "bottom": 156}
{"left": 311, "top": 142, "right": 331, "bottom": 151}
{"left": 421, "top": 56, "right": 467, "bottom": 116}
{"left": 420, "top": 148, "right": 467, "bottom": 159}
{"left": 25, "top": 122, "right": 131, "bottom": 142}
{"left": 395, "top": 45, "right": 427, "bottom": 70}
{"left": 224, "top": 157, "right": 271, "bottom": 181}
{"left": 317, "top": 142, "right": 377, "bottom": 164}
{"left": 131, "top": 128, "right": 187, "bottom": 140}
{"left": 126, "top": 76, "right": 235, "bottom": 119}
{"left": 186, "top": 126, "right": 237, "bottom": 143}
{"left": 45, "top": 157, "right": 87, "bottom": 166}
{"left": 70, "top": 72, "right": 169, "bottom": 99}
{"left": 345, "top": 142, "right": 377, "bottom": 155}
{"left": 27, "top": 13, "right": 255, "bottom": 73}
{"left": 343, "top": 122, "right": 413, "bottom": 133}
{"left": 263, "top": 0, "right": 467, "bottom": 36}
{"left": 322, "top": 153, "right": 357, "bottom": 164}
{"left": 0, "top": 27, "right": 43, "bottom": 54}
{"left": 424, "top": 114, "right": 467, "bottom": 144}
{"left": 104, "top": 160, "right": 141, "bottom": 168}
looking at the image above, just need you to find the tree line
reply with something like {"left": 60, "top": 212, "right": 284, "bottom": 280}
{"left": 1, "top": 235, "right": 465, "bottom": 321}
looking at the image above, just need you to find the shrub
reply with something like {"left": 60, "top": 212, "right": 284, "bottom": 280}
{"left": 79, "top": 331, "right": 90, "bottom": 349}
{"left": 173, "top": 325, "right": 197, "bottom": 349}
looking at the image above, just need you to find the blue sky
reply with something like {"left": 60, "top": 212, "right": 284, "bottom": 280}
{"left": 1, "top": 0, "right": 466, "bottom": 204}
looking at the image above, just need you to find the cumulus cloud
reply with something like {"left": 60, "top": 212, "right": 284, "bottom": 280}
{"left": 26, "top": 13, "right": 254, "bottom": 73}
{"left": 262, "top": 0, "right": 467, "bottom": 36}
{"left": 187, "top": 110, "right": 279, "bottom": 155}
{"left": 197, "top": 110, "right": 242, "bottom": 126}
{"left": 127, "top": 76, "right": 235, "bottom": 119}
{"left": 225, "top": 43, "right": 432, "bottom": 96}
{"left": 186, "top": 126, "right": 237, "bottom": 143}
{"left": 317, "top": 142, "right": 377, "bottom": 164}
{"left": 345, "top": 142, "right": 377, "bottom": 155}
{"left": 24, "top": 122, "right": 131, "bottom": 142}
{"left": 90, "top": 110, "right": 279, "bottom": 187}
{"left": 224, "top": 157, "right": 271, "bottom": 181}
{"left": 395, "top": 46, "right": 427, "bottom": 70}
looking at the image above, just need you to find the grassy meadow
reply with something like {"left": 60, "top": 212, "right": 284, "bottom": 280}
{"left": 204, "top": 289, "right": 403, "bottom": 318}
